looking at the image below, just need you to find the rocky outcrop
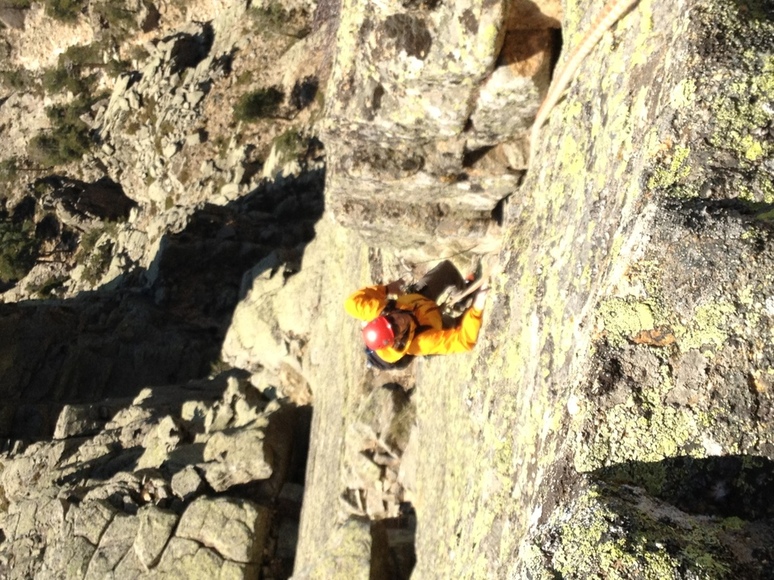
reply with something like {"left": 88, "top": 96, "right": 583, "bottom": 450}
{"left": 0, "top": 373, "right": 307, "bottom": 579}
{"left": 319, "top": 0, "right": 546, "bottom": 256}
{"left": 0, "top": 5, "right": 326, "bottom": 576}
{"left": 39, "top": 175, "right": 137, "bottom": 231}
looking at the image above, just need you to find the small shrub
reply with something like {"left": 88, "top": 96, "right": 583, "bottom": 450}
{"left": 80, "top": 238, "right": 114, "bottom": 285}
{"left": 129, "top": 44, "right": 150, "bottom": 63}
{"left": 212, "top": 135, "right": 229, "bottom": 159}
{"left": 105, "top": 59, "right": 130, "bottom": 77}
{"left": 52, "top": 41, "right": 130, "bottom": 80}
{"left": 158, "top": 120, "right": 175, "bottom": 135}
{"left": 273, "top": 129, "right": 305, "bottom": 159}
{"left": 46, "top": 95, "right": 92, "bottom": 125}
{"left": 6, "top": 0, "right": 32, "bottom": 8}
{"left": 59, "top": 43, "right": 104, "bottom": 67}
{"left": 78, "top": 223, "right": 115, "bottom": 254}
{"left": 233, "top": 87, "right": 284, "bottom": 122}
{"left": 27, "top": 124, "right": 91, "bottom": 166}
{"left": 0, "top": 69, "right": 36, "bottom": 92}
{"left": 41, "top": 67, "right": 91, "bottom": 96}
{"left": 236, "top": 70, "right": 253, "bottom": 86}
{"left": 90, "top": 2, "right": 139, "bottom": 43}
{"left": 0, "top": 158, "right": 19, "bottom": 184}
{"left": 250, "top": 2, "right": 309, "bottom": 39}
{"left": 44, "top": 0, "right": 87, "bottom": 23}
{"left": 125, "top": 120, "right": 140, "bottom": 135}
{"left": 0, "top": 218, "right": 39, "bottom": 284}
{"left": 78, "top": 224, "right": 117, "bottom": 286}
{"left": 92, "top": 2, "right": 135, "bottom": 30}
{"left": 28, "top": 98, "right": 95, "bottom": 166}
{"left": 43, "top": 43, "right": 117, "bottom": 97}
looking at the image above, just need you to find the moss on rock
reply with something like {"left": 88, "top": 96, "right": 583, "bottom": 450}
{"left": 524, "top": 481, "right": 774, "bottom": 579}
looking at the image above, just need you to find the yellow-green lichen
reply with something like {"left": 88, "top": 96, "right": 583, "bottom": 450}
{"left": 636, "top": 0, "right": 655, "bottom": 37}
{"left": 576, "top": 355, "right": 707, "bottom": 474}
{"left": 555, "top": 133, "right": 585, "bottom": 180}
{"left": 669, "top": 78, "right": 696, "bottom": 110}
{"left": 530, "top": 485, "right": 742, "bottom": 579}
{"left": 548, "top": 489, "right": 681, "bottom": 578}
{"left": 597, "top": 298, "right": 656, "bottom": 347}
{"left": 642, "top": 5, "right": 774, "bottom": 203}
{"left": 721, "top": 517, "right": 745, "bottom": 531}
{"left": 577, "top": 398, "right": 701, "bottom": 473}
{"left": 674, "top": 300, "right": 736, "bottom": 352}
{"left": 742, "top": 136, "right": 765, "bottom": 162}
{"left": 646, "top": 145, "right": 692, "bottom": 191}
{"left": 708, "top": 46, "right": 774, "bottom": 178}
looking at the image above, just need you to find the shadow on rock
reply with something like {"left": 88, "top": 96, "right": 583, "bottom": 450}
{"left": 593, "top": 454, "right": 774, "bottom": 521}
{"left": 527, "top": 456, "right": 774, "bottom": 578}
{"left": 0, "top": 167, "right": 325, "bottom": 442}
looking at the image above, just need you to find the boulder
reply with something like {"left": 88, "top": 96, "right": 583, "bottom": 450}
{"left": 136, "top": 416, "right": 184, "bottom": 470}
{"left": 201, "top": 427, "right": 273, "bottom": 492}
{"left": 175, "top": 497, "right": 271, "bottom": 564}
{"left": 53, "top": 404, "right": 106, "bottom": 440}
{"left": 83, "top": 512, "right": 139, "bottom": 578}
{"left": 293, "top": 519, "right": 372, "bottom": 580}
{"left": 153, "top": 537, "right": 259, "bottom": 579}
{"left": 133, "top": 505, "right": 178, "bottom": 569}
{"left": 170, "top": 466, "right": 205, "bottom": 501}
{"left": 67, "top": 500, "right": 117, "bottom": 546}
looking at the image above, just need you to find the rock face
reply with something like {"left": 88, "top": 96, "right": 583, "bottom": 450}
{"left": 297, "top": 0, "right": 774, "bottom": 579}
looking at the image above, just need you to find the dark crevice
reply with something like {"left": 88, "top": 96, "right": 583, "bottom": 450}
{"left": 491, "top": 196, "right": 507, "bottom": 226}
{"left": 462, "top": 145, "right": 495, "bottom": 168}
{"left": 370, "top": 507, "right": 417, "bottom": 580}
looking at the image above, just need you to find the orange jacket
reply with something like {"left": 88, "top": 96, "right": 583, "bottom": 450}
{"left": 344, "top": 284, "right": 484, "bottom": 363}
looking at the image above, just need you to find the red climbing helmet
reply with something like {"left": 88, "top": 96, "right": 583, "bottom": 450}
{"left": 362, "top": 316, "right": 395, "bottom": 350}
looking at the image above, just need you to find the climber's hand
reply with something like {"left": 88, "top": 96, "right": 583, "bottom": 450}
{"left": 385, "top": 279, "right": 404, "bottom": 296}
{"left": 473, "top": 287, "right": 488, "bottom": 311}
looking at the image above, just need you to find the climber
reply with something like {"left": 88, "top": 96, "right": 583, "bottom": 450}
{"left": 344, "top": 260, "right": 489, "bottom": 367}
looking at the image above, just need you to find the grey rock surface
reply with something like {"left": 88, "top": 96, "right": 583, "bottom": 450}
{"left": 134, "top": 505, "right": 178, "bottom": 569}
{"left": 176, "top": 496, "right": 271, "bottom": 564}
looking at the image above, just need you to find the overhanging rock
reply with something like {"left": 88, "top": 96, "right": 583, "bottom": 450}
{"left": 320, "top": 0, "right": 559, "bottom": 252}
